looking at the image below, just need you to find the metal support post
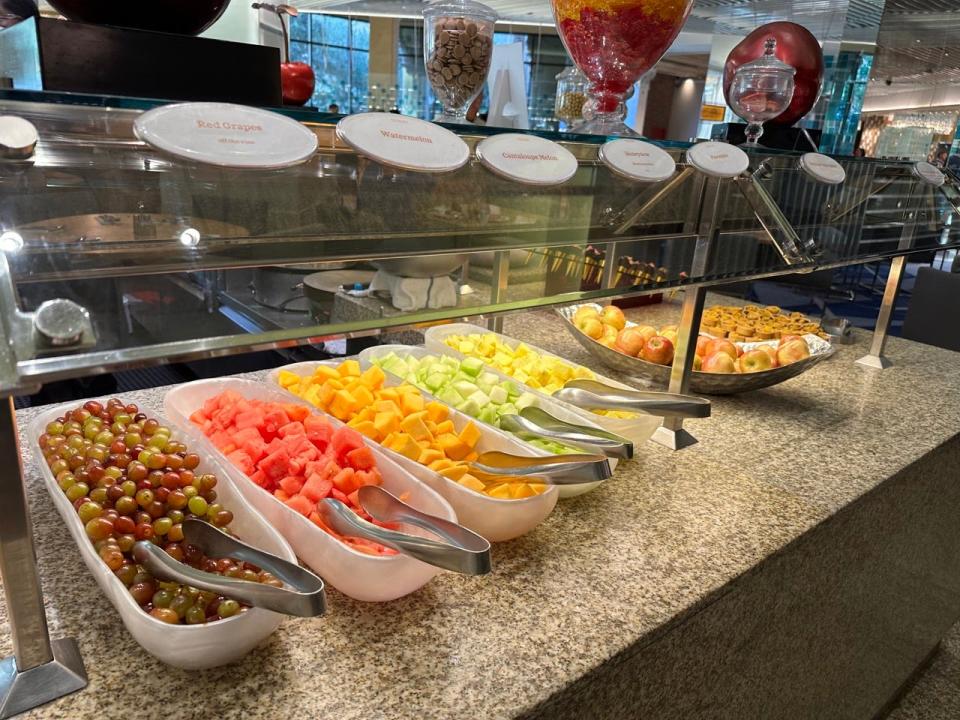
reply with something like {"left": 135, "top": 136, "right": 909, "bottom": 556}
{"left": 855, "top": 255, "right": 906, "bottom": 370}
{"left": 650, "top": 176, "right": 721, "bottom": 450}
{"left": 488, "top": 250, "right": 509, "bottom": 333}
{"left": 600, "top": 242, "right": 619, "bottom": 290}
{"left": 856, "top": 179, "right": 922, "bottom": 369}
{"left": 0, "top": 397, "right": 87, "bottom": 718}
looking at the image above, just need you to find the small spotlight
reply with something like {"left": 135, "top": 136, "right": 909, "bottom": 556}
{"left": 179, "top": 228, "right": 200, "bottom": 247}
{"left": 0, "top": 231, "right": 24, "bottom": 253}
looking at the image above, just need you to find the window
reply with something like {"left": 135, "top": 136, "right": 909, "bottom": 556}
{"left": 290, "top": 14, "right": 369, "bottom": 112}
{"left": 397, "top": 22, "right": 568, "bottom": 129}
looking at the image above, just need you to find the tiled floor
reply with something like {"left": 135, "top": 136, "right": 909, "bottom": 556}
{"left": 887, "top": 623, "right": 960, "bottom": 719}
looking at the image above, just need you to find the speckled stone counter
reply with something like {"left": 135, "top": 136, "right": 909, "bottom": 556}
{"left": 5, "top": 294, "right": 960, "bottom": 719}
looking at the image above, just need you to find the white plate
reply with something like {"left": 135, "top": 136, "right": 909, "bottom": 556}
{"left": 28, "top": 399, "right": 295, "bottom": 669}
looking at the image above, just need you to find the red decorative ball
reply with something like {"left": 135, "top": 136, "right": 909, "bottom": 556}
{"left": 723, "top": 21, "right": 824, "bottom": 127}
{"left": 281, "top": 62, "right": 315, "bottom": 107}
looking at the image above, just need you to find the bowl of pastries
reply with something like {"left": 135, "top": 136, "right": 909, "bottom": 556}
{"left": 558, "top": 303, "right": 835, "bottom": 395}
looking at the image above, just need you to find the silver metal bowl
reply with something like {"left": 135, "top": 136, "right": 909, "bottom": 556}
{"left": 556, "top": 303, "right": 835, "bottom": 395}
{"left": 372, "top": 254, "right": 468, "bottom": 278}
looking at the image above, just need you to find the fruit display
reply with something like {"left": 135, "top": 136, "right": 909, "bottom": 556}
{"left": 700, "top": 305, "right": 829, "bottom": 341}
{"left": 369, "top": 352, "right": 584, "bottom": 457}
{"left": 276, "top": 361, "right": 548, "bottom": 500}
{"left": 38, "top": 398, "right": 281, "bottom": 625}
{"left": 438, "top": 331, "right": 635, "bottom": 419}
{"left": 695, "top": 334, "right": 812, "bottom": 374}
{"left": 187, "top": 390, "right": 401, "bottom": 556}
{"left": 573, "top": 304, "right": 679, "bottom": 366}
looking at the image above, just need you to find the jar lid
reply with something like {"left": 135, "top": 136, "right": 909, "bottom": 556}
{"left": 912, "top": 160, "right": 945, "bottom": 186}
{"left": 799, "top": 153, "right": 846, "bottom": 185}
{"left": 686, "top": 141, "right": 749, "bottom": 179}
{"left": 423, "top": 0, "right": 497, "bottom": 22}
{"left": 734, "top": 38, "right": 796, "bottom": 78}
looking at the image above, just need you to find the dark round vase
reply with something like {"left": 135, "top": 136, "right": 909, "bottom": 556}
{"left": 46, "top": 0, "right": 231, "bottom": 35}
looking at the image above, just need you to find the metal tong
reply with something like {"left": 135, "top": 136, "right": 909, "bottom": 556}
{"left": 321, "top": 486, "right": 491, "bottom": 575}
{"left": 499, "top": 406, "right": 634, "bottom": 460}
{"left": 467, "top": 450, "right": 612, "bottom": 485}
{"left": 133, "top": 519, "right": 326, "bottom": 617}
{"left": 553, "top": 379, "right": 711, "bottom": 419}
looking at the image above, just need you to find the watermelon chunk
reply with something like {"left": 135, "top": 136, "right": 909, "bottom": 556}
{"left": 226, "top": 449, "right": 255, "bottom": 476}
{"left": 284, "top": 494, "right": 313, "bottom": 516}
{"left": 259, "top": 449, "right": 292, "bottom": 480}
{"left": 279, "top": 475, "right": 305, "bottom": 496}
{"left": 301, "top": 474, "right": 333, "bottom": 503}
{"left": 345, "top": 446, "right": 376, "bottom": 471}
{"left": 331, "top": 426, "right": 364, "bottom": 460}
{"left": 331, "top": 467, "right": 357, "bottom": 494}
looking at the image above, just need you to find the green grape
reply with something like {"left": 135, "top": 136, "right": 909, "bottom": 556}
{"left": 169, "top": 593, "right": 193, "bottom": 619}
{"left": 116, "top": 534, "right": 136, "bottom": 553}
{"left": 94, "top": 431, "right": 114, "bottom": 446}
{"left": 152, "top": 517, "right": 173, "bottom": 536}
{"left": 115, "top": 564, "right": 137, "bottom": 586}
{"left": 77, "top": 501, "right": 103, "bottom": 524}
{"left": 114, "top": 413, "right": 132, "bottom": 426}
{"left": 152, "top": 589, "right": 174, "bottom": 608}
{"left": 49, "top": 459, "right": 69, "bottom": 476}
{"left": 66, "top": 483, "right": 89, "bottom": 502}
{"left": 67, "top": 435, "right": 84, "bottom": 449}
{"left": 103, "top": 466, "right": 123, "bottom": 481}
{"left": 124, "top": 432, "right": 142, "bottom": 447}
{"left": 45, "top": 421, "right": 64, "bottom": 435}
{"left": 89, "top": 487, "right": 108, "bottom": 505}
{"left": 217, "top": 599, "right": 240, "bottom": 618}
{"left": 114, "top": 496, "right": 137, "bottom": 515}
{"left": 166, "top": 509, "right": 184, "bottom": 524}
{"left": 185, "top": 605, "right": 206, "bottom": 624}
{"left": 183, "top": 486, "right": 198, "bottom": 499}
{"left": 146, "top": 435, "right": 167, "bottom": 450}
{"left": 58, "top": 474, "right": 77, "bottom": 492}
{"left": 187, "top": 496, "right": 208, "bottom": 517}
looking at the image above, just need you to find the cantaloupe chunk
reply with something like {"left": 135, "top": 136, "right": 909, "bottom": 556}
{"left": 303, "top": 385, "right": 321, "bottom": 407}
{"left": 511, "top": 483, "right": 537, "bottom": 499}
{"left": 458, "top": 474, "right": 486, "bottom": 492}
{"left": 390, "top": 433, "right": 422, "bottom": 461}
{"left": 277, "top": 369, "right": 300, "bottom": 388}
{"left": 463, "top": 451, "right": 479, "bottom": 463}
{"left": 437, "top": 464, "right": 468, "bottom": 481}
{"left": 400, "top": 415, "right": 431, "bottom": 442}
{"left": 400, "top": 392, "right": 424, "bottom": 415}
{"left": 425, "top": 401, "right": 448, "bottom": 423}
{"left": 436, "top": 432, "right": 470, "bottom": 460}
{"left": 486, "top": 483, "right": 513, "bottom": 499}
{"left": 428, "top": 458, "right": 455, "bottom": 472}
{"left": 338, "top": 359, "right": 361, "bottom": 377}
{"left": 360, "top": 365, "right": 386, "bottom": 388}
{"left": 434, "top": 420, "right": 455, "bottom": 435}
{"left": 418, "top": 448, "right": 444, "bottom": 465}
{"left": 312, "top": 365, "right": 342, "bottom": 382}
{"left": 373, "top": 412, "right": 401, "bottom": 437}
{"left": 373, "top": 399, "right": 402, "bottom": 416}
{"left": 351, "top": 420, "right": 379, "bottom": 440}
{"left": 329, "top": 389, "right": 357, "bottom": 420}
{"left": 458, "top": 421, "right": 482, "bottom": 449}
{"left": 379, "top": 388, "right": 399, "bottom": 402}
{"left": 352, "top": 385, "right": 375, "bottom": 409}
{"left": 317, "top": 383, "right": 338, "bottom": 409}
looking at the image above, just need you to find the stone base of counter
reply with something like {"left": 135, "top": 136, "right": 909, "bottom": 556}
{"left": 521, "top": 435, "right": 960, "bottom": 720}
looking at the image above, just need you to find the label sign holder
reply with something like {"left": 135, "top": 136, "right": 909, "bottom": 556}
{"left": 685, "top": 141, "right": 749, "bottom": 179}
{"left": 599, "top": 139, "right": 675, "bottom": 183}
{"left": 133, "top": 102, "right": 318, "bottom": 169}
{"left": 475, "top": 133, "right": 578, "bottom": 186}
{"left": 335, "top": 113, "right": 470, "bottom": 174}
{"left": 799, "top": 152, "right": 846, "bottom": 185}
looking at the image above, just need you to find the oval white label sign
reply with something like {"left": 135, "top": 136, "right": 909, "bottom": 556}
{"left": 599, "top": 139, "right": 675, "bottom": 183}
{"left": 800, "top": 152, "right": 846, "bottom": 185}
{"left": 476, "top": 133, "right": 578, "bottom": 185}
{"left": 913, "top": 160, "right": 945, "bottom": 186}
{"left": 685, "top": 141, "right": 749, "bottom": 179}
{"left": 133, "top": 102, "right": 318, "bottom": 169}
{"left": 336, "top": 113, "right": 470, "bottom": 173}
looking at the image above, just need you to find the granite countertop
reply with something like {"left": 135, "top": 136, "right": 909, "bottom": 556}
{"left": 5, "top": 294, "right": 960, "bottom": 719}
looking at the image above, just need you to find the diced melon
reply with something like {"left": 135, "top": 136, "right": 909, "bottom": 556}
{"left": 425, "top": 401, "right": 448, "bottom": 423}
{"left": 338, "top": 359, "right": 361, "bottom": 377}
{"left": 400, "top": 413, "right": 432, "bottom": 441}
{"left": 437, "top": 464, "right": 468, "bottom": 481}
{"left": 458, "top": 474, "right": 486, "bottom": 493}
{"left": 437, "top": 432, "right": 470, "bottom": 460}
{"left": 312, "top": 365, "right": 342, "bottom": 382}
{"left": 458, "top": 421, "right": 482, "bottom": 449}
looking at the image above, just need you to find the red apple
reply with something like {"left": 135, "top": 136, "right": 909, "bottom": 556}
{"left": 600, "top": 324, "right": 619, "bottom": 345}
{"left": 740, "top": 348, "right": 774, "bottom": 373}
{"left": 660, "top": 329, "right": 679, "bottom": 347}
{"left": 281, "top": 62, "right": 316, "bottom": 106}
{"left": 705, "top": 338, "right": 738, "bottom": 360}
{"left": 573, "top": 306, "right": 600, "bottom": 326}
{"left": 600, "top": 305, "right": 626, "bottom": 331}
{"left": 695, "top": 335, "right": 712, "bottom": 357}
{"left": 634, "top": 325, "right": 657, "bottom": 343}
{"left": 615, "top": 327, "right": 647, "bottom": 357}
{"left": 778, "top": 334, "right": 803, "bottom": 347}
{"left": 777, "top": 338, "right": 810, "bottom": 366}
{"left": 723, "top": 22, "right": 824, "bottom": 127}
{"left": 702, "top": 351, "right": 736, "bottom": 374}
{"left": 640, "top": 336, "right": 675, "bottom": 366}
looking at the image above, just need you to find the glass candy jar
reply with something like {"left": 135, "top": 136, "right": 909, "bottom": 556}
{"left": 555, "top": 66, "right": 588, "bottom": 130}
{"left": 423, "top": 0, "right": 497, "bottom": 123}
{"left": 727, "top": 38, "right": 796, "bottom": 146}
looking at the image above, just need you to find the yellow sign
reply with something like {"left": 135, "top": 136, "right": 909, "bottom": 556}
{"left": 700, "top": 104, "right": 726, "bottom": 122}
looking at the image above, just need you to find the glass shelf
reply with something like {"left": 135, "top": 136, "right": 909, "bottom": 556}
{"left": 0, "top": 91, "right": 958, "bottom": 394}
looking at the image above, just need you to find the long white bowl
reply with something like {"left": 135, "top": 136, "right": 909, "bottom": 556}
{"left": 266, "top": 360, "right": 560, "bottom": 542}
{"left": 28, "top": 399, "right": 296, "bottom": 670}
{"left": 357, "top": 344, "right": 621, "bottom": 499}
{"left": 424, "top": 322, "right": 662, "bottom": 446}
{"left": 164, "top": 378, "right": 459, "bottom": 602}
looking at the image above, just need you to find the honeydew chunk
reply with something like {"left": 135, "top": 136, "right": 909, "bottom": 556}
{"left": 457, "top": 399, "right": 481, "bottom": 418}
{"left": 489, "top": 385, "right": 508, "bottom": 404}
{"left": 425, "top": 373, "right": 447, "bottom": 392}
{"left": 496, "top": 403, "right": 518, "bottom": 417}
{"left": 459, "top": 340, "right": 476, "bottom": 354}
{"left": 479, "top": 372, "right": 500, "bottom": 387}
{"left": 467, "top": 389, "right": 490, "bottom": 408}
{"left": 515, "top": 393, "right": 537, "bottom": 410}
{"left": 461, "top": 356, "right": 485, "bottom": 377}
{"left": 478, "top": 406, "right": 498, "bottom": 425}
{"left": 453, "top": 380, "right": 478, "bottom": 398}
{"left": 441, "top": 355, "right": 460, "bottom": 369}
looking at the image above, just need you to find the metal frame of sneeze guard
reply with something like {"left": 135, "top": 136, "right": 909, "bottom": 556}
{"left": 856, "top": 162, "right": 951, "bottom": 370}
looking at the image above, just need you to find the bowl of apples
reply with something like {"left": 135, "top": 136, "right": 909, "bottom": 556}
{"left": 558, "top": 303, "right": 834, "bottom": 394}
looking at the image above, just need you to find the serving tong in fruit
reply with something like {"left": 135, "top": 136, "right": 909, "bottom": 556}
{"left": 554, "top": 379, "right": 711, "bottom": 419}
{"left": 322, "top": 486, "right": 491, "bottom": 575}
{"left": 133, "top": 519, "right": 326, "bottom": 617}
{"left": 467, "top": 450, "right": 612, "bottom": 485}
{"left": 499, "top": 406, "right": 634, "bottom": 460}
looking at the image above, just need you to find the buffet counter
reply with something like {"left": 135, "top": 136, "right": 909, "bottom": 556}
{"left": 7, "top": 294, "right": 960, "bottom": 720}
